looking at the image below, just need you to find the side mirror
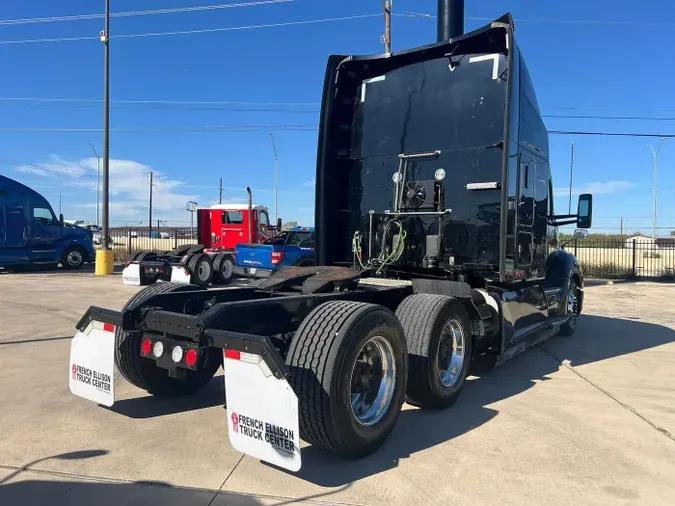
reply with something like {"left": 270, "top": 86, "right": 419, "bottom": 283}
{"left": 59, "top": 213, "right": 64, "bottom": 226}
{"left": 277, "top": 218, "right": 283, "bottom": 230}
{"left": 576, "top": 194, "right": 592, "bottom": 229}
{"left": 574, "top": 229, "right": 588, "bottom": 239}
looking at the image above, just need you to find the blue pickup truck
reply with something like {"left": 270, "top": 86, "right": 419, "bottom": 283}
{"left": 233, "top": 227, "right": 315, "bottom": 278}
{"left": 0, "top": 175, "right": 95, "bottom": 270}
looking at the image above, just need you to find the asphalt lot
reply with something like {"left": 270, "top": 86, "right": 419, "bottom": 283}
{"left": 0, "top": 271, "right": 674, "bottom": 505}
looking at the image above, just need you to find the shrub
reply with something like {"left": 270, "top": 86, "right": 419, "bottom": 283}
{"left": 580, "top": 262, "right": 634, "bottom": 280}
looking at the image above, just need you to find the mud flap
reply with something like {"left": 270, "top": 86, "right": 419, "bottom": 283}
{"left": 122, "top": 263, "right": 141, "bottom": 285}
{"left": 69, "top": 321, "right": 116, "bottom": 407}
{"left": 223, "top": 350, "right": 301, "bottom": 472}
{"left": 171, "top": 265, "right": 192, "bottom": 285}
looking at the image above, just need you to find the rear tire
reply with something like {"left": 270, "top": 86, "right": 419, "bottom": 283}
{"left": 115, "top": 282, "right": 221, "bottom": 396}
{"left": 187, "top": 253, "right": 213, "bottom": 286}
{"left": 285, "top": 301, "right": 407, "bottom": 458}
{"left": 395, "top": 294, "right": 472, "bottom": 409}
{"left": 213, "top": 253, "right": 234, "bottom": 285}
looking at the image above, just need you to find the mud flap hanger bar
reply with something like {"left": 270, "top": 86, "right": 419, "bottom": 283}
{"left": 204, "top": 328, "right": 288, "bottom": 379}
{"left": 76, "top": 306, "right": 127, "bottom": 332}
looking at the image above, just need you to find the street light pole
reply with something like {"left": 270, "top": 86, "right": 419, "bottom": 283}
{"left": 101, "top": 0, "right": 110, "bottom": 247}
{"left": 87, "top": 143, "right": 101, "bottom": 230}
{"left": 269, "top": 133, "right": 279, "bottom": 224}
{"left": 648, "top": 138, "right": 666, "bottom": 241}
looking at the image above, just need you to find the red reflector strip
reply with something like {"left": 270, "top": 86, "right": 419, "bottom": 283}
{"left": 103, "top": 323, "right": 115, "bottom": 333}
{"left": 225, "top": 349, "right": 241, "bottom": 361}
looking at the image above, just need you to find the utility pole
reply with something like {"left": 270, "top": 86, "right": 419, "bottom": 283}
{"left": 568, "top": 141, "right": 575, "bottom": 215}
{"left": 649, "top": 138, "right": 666, "bottom": 241}
{"left": 269, "top": 133, "right": 279, "bottom": 224}
{"left": 99, "top": 0, "right": 112, "bottom": 272}
{"left": 219, "top": 177, "right": 223, "bottom": 204}
{"left": 59, "top": 193, "right": 62, "bottom": 216}
{"left": 382, "top": 1, "right": 392, "bottom": 53}
{"left": 619, "top": 217, "right": 624, "bottom": 237}
{"left": 87, "top": 143, "right": 101, "bottom": 230}
{"left": 148, "top": 171, "right": 155, "bottom": 236}
{"left": 186, "top": 201, "right": 198, "bottom": 239}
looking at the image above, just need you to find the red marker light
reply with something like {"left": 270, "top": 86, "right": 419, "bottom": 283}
{"left": 141, "top": 338, "right": 152, "bottom": 356}
{"left": 103, "top": 323, "right": 115, "bottom": 333}
{"left": 225, "top": 349, "right": 241, "bottom": 360}
{"left": 185, "top": 348, "right": 198, "bottom": 367}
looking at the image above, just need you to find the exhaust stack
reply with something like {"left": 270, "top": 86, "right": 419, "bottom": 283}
{"left": 437, "top": 0, "right": 464, "bottom": 41}
{"left": 246, "top": 186, "right": 254, "bottom": 243}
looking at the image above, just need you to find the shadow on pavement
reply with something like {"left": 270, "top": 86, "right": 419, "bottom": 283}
{"left": 540, "top": 314, "right": 675, "bottom": 367}
{"left": 108, "top": 376, "right": 225, "bottom": 419}
{"left": 0, "top": 450, "right": 348, "bottom": 506}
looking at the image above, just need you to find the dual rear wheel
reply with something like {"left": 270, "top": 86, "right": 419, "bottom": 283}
{"left": 286, "top": 294, "right": 472, "bottom": 457}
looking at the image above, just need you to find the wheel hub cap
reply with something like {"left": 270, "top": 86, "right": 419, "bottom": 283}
{"left": 350, "top": 336, "right": 396, "bottom": 426}
{"left": 67, "top": 251, "right": 82, "bottom": 266}
{"left": 438, "top": 319, "right": 465, "bottom": 388}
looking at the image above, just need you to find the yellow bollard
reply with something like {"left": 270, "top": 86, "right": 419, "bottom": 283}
{"left": 95, "top": 249, "right": 114, "bottom": 275}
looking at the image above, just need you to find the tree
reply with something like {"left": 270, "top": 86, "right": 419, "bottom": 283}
{"left": 283, "top": 220, "right": 299, "bottom": 230}
{"left": 670, "top": 230, "right": 675, "bottom": 236}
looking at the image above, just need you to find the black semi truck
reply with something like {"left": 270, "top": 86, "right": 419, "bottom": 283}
{"left": 69, "top": 11, "right": 593, "bottom": 472}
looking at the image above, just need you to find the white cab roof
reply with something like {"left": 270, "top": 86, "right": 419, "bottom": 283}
{"left": 209, "top": 203, "right": 267, "bottom": 211}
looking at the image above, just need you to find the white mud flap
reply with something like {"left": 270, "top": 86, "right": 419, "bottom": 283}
{"left": 69, "top": 321, "right": 116, "bottom": 407}
{"left": 122, "top": 263, "right": 141, "bottom": 285}
{"left": 224, "top": 350, "right": 301, "bottom": 472}
{"left": 171, "top": 265, "right": 192, "bottom": 285}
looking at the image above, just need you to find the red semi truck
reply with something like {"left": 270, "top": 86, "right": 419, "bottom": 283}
{"left": 122, "top": 188, "right": 281, "bottom": 286}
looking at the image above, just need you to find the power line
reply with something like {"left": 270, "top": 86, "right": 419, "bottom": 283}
{"left": 0, "top": 101, "right": 319, "bottom": 113}
{"left": 0, "top": 13, "right": 383, "bottom": 45}
{"left": 0, "top": 1, "right": 291, "bottom": 26}
{"left": 0, "top": 97, "right": 320, "bottom": 106}
{"left": 0, "top": 124, "right": 318, "bottom": 133}
{"left": 550, "top": 130, "right": 675, "bottom": 138}
{"left": 0, "top": 157, "right": 94, "bottom": 177}
{"left": 544, "top": 114, "right": 675, "bottom": 122}
{"left": 400, "top": 11, "right": 675, "bottom": 26}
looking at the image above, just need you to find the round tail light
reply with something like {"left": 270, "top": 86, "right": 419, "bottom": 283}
{"left": 185, "top": 349, "right": 198, "bottom": 367}
{"left": 141, "top": 338, "right": 152, "bottom": 356}
{"left": 152, "top": 341, "right": 164, "bottom": 358}
{"left": 171, "top": 346, "right": 183, "bottom": 363}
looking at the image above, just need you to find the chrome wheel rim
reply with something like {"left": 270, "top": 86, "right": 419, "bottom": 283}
{"left": 197, "top": 261, "right": 211, "bottom": 282}
{"left": 223, "top": 259, "right": 233, "bottom": 278}
{"left": 567, "top": 286, "right": 579, "bottom": 326}
{"left": 350, "top": 336, "right": 396, "bottom": 426}
{"left": 67, "top": 250, "right": 82, "bottom": 266}
{"left": 438, "top": 319, "right": 465, "bottom": 388}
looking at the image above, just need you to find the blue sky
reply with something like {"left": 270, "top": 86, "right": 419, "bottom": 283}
{"left": 1, "top": 0, "right": 675, "bottom": 233}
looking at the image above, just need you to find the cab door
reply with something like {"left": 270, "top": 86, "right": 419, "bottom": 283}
{"left": 0, "top": 203, "right": 31, "bottom": 265}
{"left": 516, "top": 154, "right": 535, "bottom": 270}
{"left": 29, "top": 205, "right": 62, "bottom": 263}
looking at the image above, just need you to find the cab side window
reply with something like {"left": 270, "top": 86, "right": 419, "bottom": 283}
{"left": 33, "top": 207, "right": 56, "bottom": 225}
{"left": 222, "top": 211, "right": 243, "bottom": 224}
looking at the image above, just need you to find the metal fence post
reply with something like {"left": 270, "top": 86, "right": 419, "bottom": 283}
{"left": 574, "top": 237, "right": 577, "bottom": 257}
{"left": 632, "top": 239, "right": 637, "bottom": 278}
{"left": 127, "top": 228, "right": 132, "bottom": 257}
{"left": 174, "top": 228, "right": 178, "bottom": 250}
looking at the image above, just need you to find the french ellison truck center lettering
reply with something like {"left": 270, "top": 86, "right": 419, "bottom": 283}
{"left": 73, "top": 364, "right": 111, "bottom": 392}
{"left": 235, "top": 413, "right": 295, "bottom": 454}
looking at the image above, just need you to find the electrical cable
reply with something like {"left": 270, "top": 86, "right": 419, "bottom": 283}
{"left": 0, "top": 13, "right": 383, "bottom": 45}
{"left": 0, "top": 1, "right": 291, "bottom": 26}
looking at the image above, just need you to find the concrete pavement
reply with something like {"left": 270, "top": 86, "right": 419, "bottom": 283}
{"left": 0, "top": 273, "right": 673, "bottom": 505}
